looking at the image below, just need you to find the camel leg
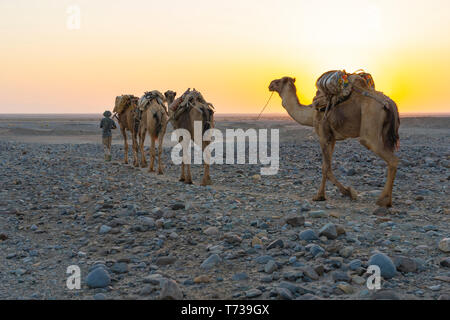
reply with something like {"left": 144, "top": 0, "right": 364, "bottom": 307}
{"left": 149, "top": 136, "right": 156, "bottom": 172}
{"left": 200, "top": 140, "right": 212, "bottom": 186}
{"left": 178, "top": 136, "right": 186, "bottom": 181}
{"left": 139, "top": 128, "right": 147, "bottom": 168}
{"left": 131, "top": 131, "right": 139, "bottom": 167}
{"left": 179, "top": 163, "right": 185, "bottom": 182}
{"left": 157, "top": 124, "right": 166, "bottom": 175}
{"left": 360, "top": 139, "right": 398, "bottom": 207}
{"left": 121, "top": 128, "right": 128, "bottom": 164}
{"left": 157, "top": 134, "right": 163, "bottom": 175}
{"left": 184, "top": 164, "right": 193, "bottom": 184}
{"left": 313, "top": 140, "right": 330, "bottom": 201}
{"left": 324, "top": 140, "right": 357, "bottom": 200}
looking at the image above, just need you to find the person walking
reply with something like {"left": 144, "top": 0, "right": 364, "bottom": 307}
{"left": 100, "top": 110, "right": 117, "bottom": 161}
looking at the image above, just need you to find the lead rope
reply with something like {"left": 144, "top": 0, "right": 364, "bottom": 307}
{"left": 256, "top": 91, "right": 274, "bottom": 120}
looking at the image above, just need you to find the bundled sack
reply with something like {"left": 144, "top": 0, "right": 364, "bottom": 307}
{"left": 169, "top": 88, "right": 214, "bottom": 133}
{"left": 113, "top": 95, "right": 138, "bottom": 114}
{"left": 169, "top": 88, "right": 214, "bottom": 121}
{"left": 312, "top": 70, "right": 376, "bottom": 110}
{"left": 138, "top": 90, "right": 166, "bottom": 112}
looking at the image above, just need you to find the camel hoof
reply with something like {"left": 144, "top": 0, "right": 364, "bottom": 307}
{"left": 200, "top": 178, "right": 212, "bottom": 186}
{"left": 140, "top": 162, "right": 147, "bottom": 168}
{"left": 376, "top": 196, "right": 392, "bottom": 208}
{"left": 157, "top": 170, "right": 163, "bottom": 175}
{"left": 179, "top": 177, "right": 185, "bottom": 182}
{"left": 184, "top": 180, "right": 193, "bottom": 185}
{"left": 124, "top": 160, "right": 128, "bottom": 165}
{"left": 313, "top": 195, "right": 326, "bottom": 202}
{"left": 348, "top": 187, "right": 358, "bottom": 200}
{"left": 148, "top": 168, "right": 155, "bottom": 173}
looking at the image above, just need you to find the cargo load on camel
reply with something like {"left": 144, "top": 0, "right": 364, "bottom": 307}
{"left": 312, "top": 70, "right": 376, "bottom": 112}
{"left": 169, "top": 88, "right": 214, "bottom": 132}
{"left": 138, "top": 91, "right": 166, "bottom": 112}
{"left": 113, "top": 95, "right": 139, "bottom": 114}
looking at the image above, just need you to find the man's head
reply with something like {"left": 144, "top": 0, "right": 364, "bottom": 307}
{"left": 103, "top": 110, "right": 112, "bottom": 118}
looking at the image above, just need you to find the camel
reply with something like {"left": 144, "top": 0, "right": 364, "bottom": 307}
{"left": 269, "top": 75, "right": 400, "bottom": 207}
{"left": 137, "top": 91, "right": 168, "bottom": 174}
{"left": 114, "top": 95, "right": 141, "bottom": 166}
{"left": 168, "top": 89, "right": 214, "bottom": 186}
{"left": 164, "top": 90, "right": 177, "bottom": 107}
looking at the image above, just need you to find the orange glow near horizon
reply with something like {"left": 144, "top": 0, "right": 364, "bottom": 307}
{"left": 1, "top": 0, "right": 450, "bottom": 115}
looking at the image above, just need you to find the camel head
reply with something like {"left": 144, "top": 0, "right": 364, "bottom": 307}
{"left": 164, "top": 90, "right": 177, "bottom": 106}
{"left": 268, "top": 77, "right": 296, "bottom": 95}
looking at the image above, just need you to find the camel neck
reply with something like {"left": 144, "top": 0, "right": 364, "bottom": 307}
{"left": 279, "top": 85, "right": 314, "bottom": 127}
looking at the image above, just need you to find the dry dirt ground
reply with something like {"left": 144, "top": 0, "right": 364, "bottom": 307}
{"left": 0, "top": 114, "right": 449, "bottom": 300}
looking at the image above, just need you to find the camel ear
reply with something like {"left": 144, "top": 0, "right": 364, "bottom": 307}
{"left": 293, "top": 78, "right": 296, "bottom": 83}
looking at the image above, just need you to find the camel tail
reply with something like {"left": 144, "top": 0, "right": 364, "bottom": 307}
{"left": 153, "top": 110, "right": 162, "bottom": 136}
{"left": 201, "top": 107, "right": 214, "bottom": 134}
{"left": 382, "top": 98, "right": 400, "bottom": 152}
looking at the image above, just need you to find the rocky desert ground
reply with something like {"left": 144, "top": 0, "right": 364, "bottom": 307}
{"left": 0, "top": 114, "right": 449, "bottom": 300}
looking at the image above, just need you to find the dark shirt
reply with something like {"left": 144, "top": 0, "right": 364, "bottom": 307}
{"left": 100, "top": 117, "right": 117, "bottom": 137}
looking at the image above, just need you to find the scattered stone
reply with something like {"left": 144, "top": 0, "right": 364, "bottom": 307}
{"left": 144, "top": 274, "right": 164, "bottom": 285}
{"left": 204, "top": 226, "right": 219, "bottom": 236}
{"left": 267, "top": 239, "right": 284, "bottom": 250}
{"left": 156, "top": 256, "right": 177, "bottom": 266}
{"left": 299, "top": 229, "right": 319, "bottom": 241}
{"left": 252, "top": 236, "right": 262, "bottom": 247}
{"left": 275, "top": 287, "right": 293, "bottom": 300}
{"left": 308, "top": 244, "right": 325, "bottom": 257}
{"left": 331, "top": 271, "right": 351, "bottom": 283}
{"left": 110, "top": 262, "right": 128, "bottom": 274}
{"left": 200, "top": 254, "right": 221, "bottom": 270}
{"left": 368, "top": 253, "right": 397, "bottom": 279}
{"left": 285, "top": 216, "right": 305, "bottom": 227}
{"left": 139, "top": 285, "right": 156, "bottom": 296}
{"left": 223, "top": 232, "right": 242, "bottom": 244}
{"left": 264, "top": 260, "right": 277, "bottom": 274}
{"left": 309, "top": 210, "right": 326, "bottom": 218}
{"left": 245, "top": 288, "right": 262, "bottom": 298}
{"left": 255, "top": 255, "right": 274, "bottom": 264}
{"left": 86, "top": 268, "right": 110, "bottom": 288}
{"left": 337, "top": 283, "right": 354, "bottom": 294}
{"left": 194, "top": 275, "right": 211, "bottom": 283}
{"left": 370, "top": 290, "right": 400, "bottom": 300}
{"left": 438, "top": 238, "right": 450, "bottom": 253}
{"left": 393, "top": 256, "right": 417, "bottom": 273}
{"left": 160, "top": 279, "right": 183, "bottom": 300}
{"left": 232, "top": 273, "right": 249, "bottom": 281}
{"left": 318, "top": 223, "right": 338, "bottom": 240}
{"left": 349, "top": 259, "right": 362, "bottom": 271}
{"left": 339, "top": 246, "right": 354, "bottom": 258}
{"left": 99, "top": 225, "right": 112, "bottom": 234}
{"left": 351, "top": 275, "right": 366, "bottom": 285}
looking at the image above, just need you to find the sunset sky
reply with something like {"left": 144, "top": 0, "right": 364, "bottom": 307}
{"left": 1, "top": 0, "right": 450, "bottom": 114}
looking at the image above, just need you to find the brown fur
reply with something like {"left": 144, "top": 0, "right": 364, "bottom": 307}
{"left": 115, "top": 96, "right": 140, "bottom": 166}
{"left": 269, "top": 76, "right": 400, "bottom": 207}
{"left": 138, "top": 93, "right": 168, "bottom": 174}
{"left": 168, "top": 91, "right": 214, "bottom": 186}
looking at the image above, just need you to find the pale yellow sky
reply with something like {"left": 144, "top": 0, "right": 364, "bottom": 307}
{"left": 1, "top": 0, "right": 450, "bottom": 114}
